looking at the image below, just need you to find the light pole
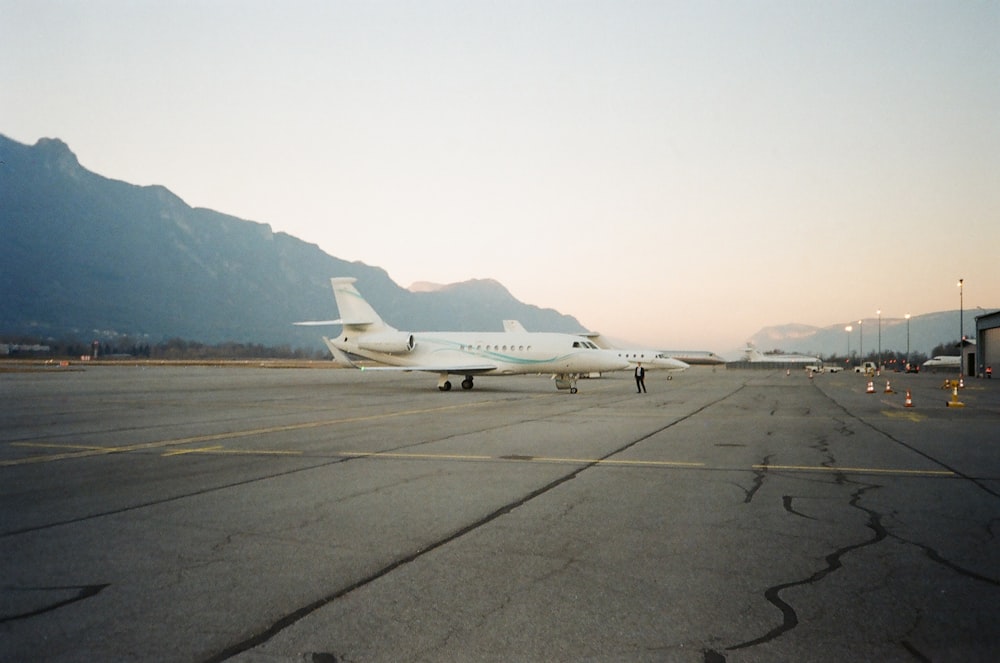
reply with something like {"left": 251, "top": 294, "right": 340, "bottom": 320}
{"left": 958, "top": 279, "right": 964, "bottom": 378}
{"left": 877, "top": 309, "right": 882, "bottom": 372}
{"left": 858, "top": 320, "right": 863, "bottom": 367}
{"left": 845, "top": 325, "right": 852, "bottom": 367}
{"left": 905, "top": 314, "right": 911, "bottom": 368}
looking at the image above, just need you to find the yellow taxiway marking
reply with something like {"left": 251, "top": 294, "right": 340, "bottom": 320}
{"left": 341, "top": 451, "right": 705, "bottom": 468}
{"left": 161, "top": 445, "right": 301, "bottom": 457}
{"left": 341, "top": 451, "right": 493, "bottom": 461}
{"left": 753, "top": 464, "right": 954, "bottom": 477}
{"left": 341, "top": 452, "right": 949, "bottom": 477}
{"left": 161, "top": 445, "right": 225, "bottom": 457}
{"left": 2, "top": 401, "right": 491, "bottom": 467}
{"left": 882, "top": 410, "right": 926, "bottom": 422}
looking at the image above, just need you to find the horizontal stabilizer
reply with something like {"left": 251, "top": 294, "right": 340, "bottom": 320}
{"left": 293, "top": 319, "right": 343, "bottom": 327}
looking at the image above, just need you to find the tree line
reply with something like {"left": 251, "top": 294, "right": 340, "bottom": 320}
{"left": 811, "top": 339, "right": 967, "bottom": 369}
{"left": 1, "top": 335, "right": 327, "bottom": 360}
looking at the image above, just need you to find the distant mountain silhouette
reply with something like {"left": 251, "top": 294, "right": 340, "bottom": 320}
{"left": 747, "top": 310, "right": 987, "bottom": 360}
{"left": 0, "top": 134, "right": 587, "bottom": 348}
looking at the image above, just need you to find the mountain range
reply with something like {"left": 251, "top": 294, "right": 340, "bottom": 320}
{"left": 0, "top": 134, "right": 586, "bottom": 349}
{"left": 0, "top": 133, "right": 988, "bottom": 357}
{"left": 745, "top": 313, "right": 974, "bottom": 362}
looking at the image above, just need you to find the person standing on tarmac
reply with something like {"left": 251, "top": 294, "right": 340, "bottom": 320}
{"left": 635, "top": 362, "right": 647, "bottom": 393}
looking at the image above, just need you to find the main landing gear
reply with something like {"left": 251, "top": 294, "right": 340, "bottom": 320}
{"left": 553, "top": 374, "right": 579, "bottom": 394}
{"left": 437, "top": 374, "right": 475, "bottom": 391}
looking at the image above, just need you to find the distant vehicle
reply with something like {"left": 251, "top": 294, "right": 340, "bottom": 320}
{"left": 905, "top": 363, "right": 920, "bottom": 374}
{"left": 805, "top": 364, "right": 843, "bottom": 374}
{"left": 853, "top": 361, "right": 877, "bottom": 374}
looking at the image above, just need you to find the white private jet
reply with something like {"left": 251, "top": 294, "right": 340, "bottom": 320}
{"left": 656, "top": 350, "right": 725, "bottom": 365}
{"left": 740, "top": 342, "right": 820, "bottom": 364}
{"left": 922, "top": 355, "right": 960, "bottom": 370}
{"left": 296, "top": 277, "right": 631, "bottom": 393}
{"left": 502, "top": 321, "right": 690, "bottom": 375}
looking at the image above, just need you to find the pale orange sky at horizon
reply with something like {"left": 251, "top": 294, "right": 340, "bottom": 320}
{"left": 3, "top": 1, "right": 997, "bottom": 352}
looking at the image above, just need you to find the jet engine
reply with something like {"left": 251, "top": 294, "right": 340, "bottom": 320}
{"left": 356, "top": 332, "right": 416, "bottom": 354}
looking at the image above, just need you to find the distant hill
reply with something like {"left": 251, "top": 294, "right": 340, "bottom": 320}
{"left": 0, "top": 134, "right": 587, "bottom": 348}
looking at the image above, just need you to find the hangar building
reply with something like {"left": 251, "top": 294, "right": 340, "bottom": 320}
{"left": 975, "top": 310, "right": 1000, "bottom": 378}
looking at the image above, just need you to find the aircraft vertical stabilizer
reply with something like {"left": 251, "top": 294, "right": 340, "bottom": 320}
{"left": 330, "top": 277, "right": 391, "bottom": 331}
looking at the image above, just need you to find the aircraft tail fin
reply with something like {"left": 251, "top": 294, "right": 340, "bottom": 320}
{"left": 330, "top": 277, "right": 393, "bottom": 331}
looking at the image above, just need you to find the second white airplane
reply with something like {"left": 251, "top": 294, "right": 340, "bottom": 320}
{"left": 296, "top": 277, "right": 631, "bottom": 393}
{"left": 503, "top": 321, "right": 690, "bottom": 375}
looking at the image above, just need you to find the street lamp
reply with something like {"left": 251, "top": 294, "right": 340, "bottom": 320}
{"left": 858, "top": 320, "right": 863, "bottom": 366}
{"left": 845, "top": 325, "right": 853, "bottom": 367}
{"left": 958, "top": 279, "right": 964, "bottom": 378}
{"left": 877, "top": 309, "right": 882, "bottom": 373}
{"left": 905, "top": 314, "right": 911, "bottom": 368}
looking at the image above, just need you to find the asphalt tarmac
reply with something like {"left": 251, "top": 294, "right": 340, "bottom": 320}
{"left": 1, "top": 364, "right": 998, "bottom": 662}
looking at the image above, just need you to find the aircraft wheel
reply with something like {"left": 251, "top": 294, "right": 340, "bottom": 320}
{"left": 439, "top": 381, "right": 452, "bottom": 391}
{"left": 461, "top": 378, "right": 474, "bottom": 390}
{"left": 570, "top": 387, "right": 578, "bottom": 394}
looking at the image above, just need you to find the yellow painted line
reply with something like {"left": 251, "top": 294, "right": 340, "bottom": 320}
{"left": 342, "top": 452, "right": 947, "bottom": 476}
{"left": 753, "top": 464, "right": 954, "bottom": 477}
{"left": 341, "top": 451, "right": 704, "bottom": 468}
{"left": 540, "top": 457, "right": 705, "bottom": 468}
{"left": 882, "top": 410, "right": 926, "bottom": 422}
{"left": 161, "top": 445, "right": 225, "bottom": 457}
{"left": 341, "top": 451, "right": 493, "bottom": 461}
{"left": 2, "top": 401, "right": 492, "bottom": 467}
{"left": 164, "top": 447, "right": 303, "bottom": 457}
{"left": 11, "top": 442, "right": 109, "bottom": 451}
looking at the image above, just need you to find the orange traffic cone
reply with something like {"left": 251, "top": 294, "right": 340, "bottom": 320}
{"left": 904, "top": 390, "right": 913, "bottom": 407}
{"left": 884, "top": 380, "right": 894, "bottom": 394}
{"left": 866, "top": 380, "right": 875, "bottom": 394}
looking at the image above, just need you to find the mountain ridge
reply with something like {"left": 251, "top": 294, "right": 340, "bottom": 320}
{"left": 0, "top": 134, "right": 587, "bottom": 348}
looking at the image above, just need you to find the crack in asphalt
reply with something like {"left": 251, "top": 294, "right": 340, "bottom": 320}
{"left": 727, "top": 483, "right": 887, "bottom": 651}
{"left": 698, "top": 380, "right": 1000, "bottom": 660}
{"left": 0, "top": 583, "right": 110, "bottom": 623}
{"left": 782, "top": 495, "right": 817, "bottom": 520}
{"left": 742, "top": 455, "right": 770, "bottom": 503}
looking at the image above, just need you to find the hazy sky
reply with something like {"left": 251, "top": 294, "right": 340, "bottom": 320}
{"left": 3, "top": 1, "right": 998, "bottom": 351}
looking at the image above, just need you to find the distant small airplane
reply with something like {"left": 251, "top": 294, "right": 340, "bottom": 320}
{"left": 655, "top": 350, "right": 725, "bottom": 365}
{"left": 922, "top": 355, "right": 960, "bottom": 369}
{"left": 740, "top": 343, "right": 820, "bottom": 364}
{"left": 295, "top": 278, "right": 631, "bottom": 392}
{"left": 502, "top": 321, "right": 690, "bottom": 375}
